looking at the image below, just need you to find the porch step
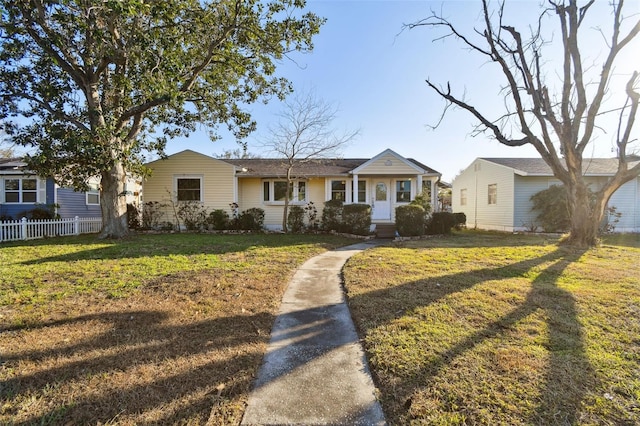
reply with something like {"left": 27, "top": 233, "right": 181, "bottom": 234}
{"left": 375, "top": 224, "right": 396, "bottom": 239}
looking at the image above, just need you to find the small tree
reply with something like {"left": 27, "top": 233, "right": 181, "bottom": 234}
{"left": 261, "top": 91, "right": 359, "bottom": 232}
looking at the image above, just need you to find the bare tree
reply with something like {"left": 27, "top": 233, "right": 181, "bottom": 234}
{"left": 412, "top": 0, "right": 640, "bottom": 247}
{"left": 262, "top": 91, "right": 359, "bottom": 232}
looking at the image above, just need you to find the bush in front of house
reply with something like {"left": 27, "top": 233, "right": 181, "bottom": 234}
{"left": 127, "top": 203, "right": 141, "bottom": 229}
{"left": 342, "top": 204, "right": 371, "bottom": 235}
{"left": 322, "top": 199, "right": 344, "bottom": 232}
{"left": 426, "top": 212, "right": 457, "bottom": 235}
{"left": 396, "top": 204, "right": 426, "bottom": 236}
{"left": 142, "top": 201, "right": 166, "bottom": 229}
{"left": 238, "top": 207, "right": 265, "bottom": 231}
{"left": 177, "top": 201, "right": 208, "bottom": 231}
{"left": 453, "top": 212, "right": 467, "bottom": 229}
{"left": 530, "top": 184, "right": 572, "bottom": 232}
{"left": 208, "top": 209, "right": 229, "bottom": 230}
{"left": 17, "top": 203, "right": 59, "bottom": 220}
{"left": 287, "top": 205, "right": 305, "bottom": 233}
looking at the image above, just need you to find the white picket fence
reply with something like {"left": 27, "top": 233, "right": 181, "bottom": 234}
{"left": 0, "top": 217, "right": 102, "bottom": 242}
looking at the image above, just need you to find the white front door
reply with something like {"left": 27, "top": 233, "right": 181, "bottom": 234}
{"left": 371, "top": 180, "right": 391, "bottom": 221}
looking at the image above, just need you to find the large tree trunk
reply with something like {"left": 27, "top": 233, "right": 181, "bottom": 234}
{"left": 564, "top": 183, "right": 602, "bottom": 247}
{"left": 99, "top": 161, "right": 129, "bottom": 239}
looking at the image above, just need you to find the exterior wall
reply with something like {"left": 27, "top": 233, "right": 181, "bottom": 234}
{"left": 143, "top": 150, "right": 236, "bottom": 222}
{"left": 607, "top": 177, "right": 639, "bottom": 232}
{"left": 56, "top": 187, "right": 102, "bottom": 218}
{"left": 452, "top": 159, "right": 516, "bottom": 231}
{"left": 238, "top": 177, "right": 327, "bottom": 230}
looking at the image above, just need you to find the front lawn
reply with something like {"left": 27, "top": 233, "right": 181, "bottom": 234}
{"left": 344, "top": 231, "right": 640, "bottom": 425}
{"left": 0, "top": 233, "right": 354, "bottom": 425}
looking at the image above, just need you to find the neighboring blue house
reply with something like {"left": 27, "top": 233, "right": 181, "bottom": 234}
{"left": 0, "top": 158, "right": 102, "bottom": 220}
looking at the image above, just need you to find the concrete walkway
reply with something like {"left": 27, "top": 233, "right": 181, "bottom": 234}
{"left": 241, "top": 241, "right": 387, "bottom": 425}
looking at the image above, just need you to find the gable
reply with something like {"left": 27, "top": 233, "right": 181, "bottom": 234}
{"left": 352, "top": 149, "right": 427, "bottom": 175}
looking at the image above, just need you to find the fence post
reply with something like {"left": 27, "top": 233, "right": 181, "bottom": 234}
{"left": 75, "top": 216, "right": 80, "bottom": 236}
{"left": 21, "top": 217, "right": 28, "bottom": 240}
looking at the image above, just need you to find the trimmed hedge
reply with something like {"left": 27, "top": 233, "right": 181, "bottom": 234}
{"left": 321, "top": 199, "right": 343, "bottom": 232}
{"left": 287, "top": 205, "right": 305, "bottom": 233}
{"left": 426, "top": 212, "right": 457, "bottom": 235}
{"left": 396, "top": 204, "right": 426, "bottom": 236}
{"left": 342, "top": 204, "right": 371, "bottom": 235}
{"left": 238, "top": 207, "right": 265, "bottom": 231}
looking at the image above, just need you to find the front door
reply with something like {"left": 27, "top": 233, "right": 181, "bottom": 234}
{"left": 371, "top": 180, "right": 391, "bottom": 221}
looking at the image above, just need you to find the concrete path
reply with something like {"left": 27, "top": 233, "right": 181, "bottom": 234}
{"left": 241, "top": 240, "right": 387, "bottom": 425}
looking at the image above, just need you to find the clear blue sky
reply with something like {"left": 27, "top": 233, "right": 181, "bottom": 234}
{"left": 165, "top": 0, "right": 639, "bottom": 182}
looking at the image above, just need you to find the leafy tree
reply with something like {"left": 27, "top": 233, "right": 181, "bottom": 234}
{"left": 0, "top": 0, "right": 323, "bottom": 238}
{"left": 412, "top": 0, "right": 640, "bottom": 247}
{"left": 261, "top": 90, "right": 359, "bottom": 232}
{"left": 530, "top": 185, "right": 573, "bottom": 232}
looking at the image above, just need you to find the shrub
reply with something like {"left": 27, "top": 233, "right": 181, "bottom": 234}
{"left": 321, "top": 199, "right": 343, "bottom": 232}
{"left": 530, "top": 185, "right": 571, "bottom": 232}
{"left": 410, "top": 191, "right": 431, "bottom": 215}
{"left": 18, "top": 203, "right": 59, "bottom": 220}
{"left": 426, "top": 212, "right": 457, "bottom": 235}
{"left": 287, "top": 205, "right": 305, "bottom": 233}
{"left": 305, "top": 202, "right": 319, "bottom": 230}
{"left": 238, "top": 207, "right": 265, "bottom": 231}
{"left": 177, "top": 201, "right": 208, "bottom": 231}
{"left": 453, "top": 212, "right": 467, "bottom": 229}
{"left": 207, "top": 209, "right": 229, "bottom": 230}
{"left": 396, "top": 204, "right": 426, "bottom": 236}
{"left": 342, "top": 204, "right": 371, "bottom": 235}
{"left": 142, "top": 201, "right": 166, "bottom": 229}
{"left": 127, "top": 203, "right": 141, "bottom": 229}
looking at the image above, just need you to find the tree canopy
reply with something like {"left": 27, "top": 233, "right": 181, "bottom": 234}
{"left": 0, "top": 0, "right": 323, "bottom": 237}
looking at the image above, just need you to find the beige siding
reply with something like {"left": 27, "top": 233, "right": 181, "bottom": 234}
{"left": 143, "top": 150, "right": 236, "bottom": 221}
{"left": 452, "top": 159, "right": 515, "bottom": 231}
{"left": 355, "top": 152, "right": 421, "bottom": 175}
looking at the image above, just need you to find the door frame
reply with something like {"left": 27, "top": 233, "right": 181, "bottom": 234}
{"left": 371, "top": 179, "right": 392, "bottom": 221}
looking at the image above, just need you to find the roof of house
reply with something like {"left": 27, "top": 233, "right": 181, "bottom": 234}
{"left": 0, "top": 158, "right": 27, "bottom": 172}
{"left": 481, "top": 157, "right": 640, "bottom": 176}
{"left": 223, "top": 157, "right": 441, "bottom": 178}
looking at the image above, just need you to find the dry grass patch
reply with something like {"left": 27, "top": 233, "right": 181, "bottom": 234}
{"left": 0, "top": 233, "right": 353, "bottom": 425}
{"left": 344, "top": 231, "right": 640, "bottom": 425}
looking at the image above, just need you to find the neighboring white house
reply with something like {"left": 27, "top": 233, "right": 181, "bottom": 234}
{"left": 143, "top": 148, "right": 442, "bottom": 231}
{"left": 452, "top": 158, "right": 640, "bottom": 233}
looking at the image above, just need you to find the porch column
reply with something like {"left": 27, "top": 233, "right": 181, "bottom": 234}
{"left": 431, "top": 180, "right": 437, "bottom": 212}
{"left": 353, "top": 175, "right": 358, "bottom": 204}
{"left": 416, "top": 175, "right": 423, "bottom": 197}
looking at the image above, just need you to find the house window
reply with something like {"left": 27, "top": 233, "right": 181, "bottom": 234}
{"left": 263, "top": 180, "right": 306, "bottom": 203}
{"left": 331, "top": 180, "right": 346, "bottom": 201}
{"left": 176, "top": 177, "right": 202, "bottom": 201}
{"left": 4, "top": 178, "right": 37, "bottom": 203}
{"left": 460, "top": 188, "right": 467, "bottom": 206}
{"left": 352, "top": 180, "right": 366, "bottom": 203}
{"left": 396, "top": 180, "right": 411, "bottom": 203}
{"left": 488, "top": 184, "right": 497, "bottom": 205}
{"left": 86, "top": 182, "right": 100, "bottom": 205}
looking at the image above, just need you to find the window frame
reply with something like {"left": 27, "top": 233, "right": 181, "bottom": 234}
{"left": 263, "top": 179, "right": 307, "bottom": 204}
{"left": 330, "top": 180, "right": 347, "bottom": 202}
{"left": 352, "top": 180, "right": 367, "bottom": 203}
{"left": 395, "top": 179, "right": 412, "bottom": 203}
{"left": 86, "top": 182, "right": 100, "bottom": 205}
{"left": 3, "top": 177, "right": 38, "bottom": 204}
{"left": 460, "top": 188, "right": 467, "bottom": 206}
{"left": 488, "top": 184, "right": 497, "bottom": 205}
{"left": 175, "top": 176, "right": 204, "bottom": 202}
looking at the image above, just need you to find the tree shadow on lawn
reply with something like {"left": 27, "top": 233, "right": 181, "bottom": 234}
{"left": 1, "top": 308, "right": 275, "bottom": 424}
{"left": 349, "top": 247, "right": 594, "bottom": 424}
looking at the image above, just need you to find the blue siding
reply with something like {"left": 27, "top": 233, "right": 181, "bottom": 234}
{"left": 0, "top": 178, "right": 56, "bottom": 220}
{"left": 56, "top": 187, "right": 102, "bottom": 218}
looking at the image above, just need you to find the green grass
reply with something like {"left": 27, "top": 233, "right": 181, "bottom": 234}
{"left": 344, "top": 231, "right": 640, "bottom": 425}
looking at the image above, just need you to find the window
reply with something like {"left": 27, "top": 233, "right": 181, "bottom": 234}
{"left": 488, "top": 184, "right": 497, "bottom": 205}
{"left": 4, "top": 178, "right": 37, "bottom": 203}
{"left": 86, "top": 182, "right": 100, "bottom": 205}
{"left": 352, "top": 180, "right": 366, "bottom": 203}
{"left": 396, "top": 180, "right": 411, "bottom": 203}
{"left": 331, "top": 180, "right": 346, "bottom": 201}
{"left": 263, "top": 180, "right": 306, "bottom": 203}
{"left": 176, "top": 177, "right": 202, "bottom": 201}
{"left": 460, "top": 188, "right": 467, "bottom": 206}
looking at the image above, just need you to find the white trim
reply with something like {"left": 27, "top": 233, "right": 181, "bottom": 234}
{"left": 2, "top": 176, "right": 40, "bottom": 204}
{"left": 262, "top": 179, "right": 307, "bottom": 204}
{"left": 174, "top": 175, "right": 204, "bottom": 202}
